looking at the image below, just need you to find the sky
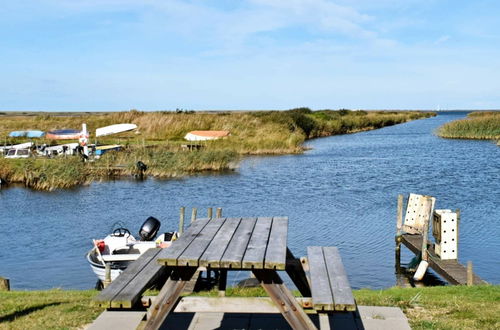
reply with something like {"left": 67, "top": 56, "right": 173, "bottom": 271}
{"left": 1, "top": 0, "right": 500, "bottom": 111}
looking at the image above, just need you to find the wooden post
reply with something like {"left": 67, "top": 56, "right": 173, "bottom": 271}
{"left": 103, "top": 263, "right": 111, "bottom": 288}
{"left": 395, "top": 194, "right": 404, "bottom": 271}
{"left": 421, "top": 197, "right": 434, "bottom": 262}
{"left": 456, "top": 208, "right": 461, "bottom": 260}
{"left": 179, "top": 207, "right": 185, "bottom": 235}
{"left": 191, "top": 208, "right": 197, "bottom": 223}
{"left": 207, "top": 207, "right": 213, "bottom": 219}
{"left": 467, "top": 261, "right": 473, "bottom": 286}
{"left": 216, "top": 207, "right": 222, "bottom": 218}
{"left": 218, "top": 270, "right": 227, "bottom": 297}
{"left": 0, "top": 277, "right": 10, "bottom": 291}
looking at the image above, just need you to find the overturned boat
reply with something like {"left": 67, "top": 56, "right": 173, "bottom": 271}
{"left": 86, "top": 217, "right": 178, "bottom": 283}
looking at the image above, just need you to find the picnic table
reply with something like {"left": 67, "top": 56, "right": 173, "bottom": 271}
{"left": 95, "top": 217, "right": 356, "bottom": 330}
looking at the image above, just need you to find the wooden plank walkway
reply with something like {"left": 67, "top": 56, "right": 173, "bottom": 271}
{"left": 401, "top": 234, "right": 486, "bottom": 285}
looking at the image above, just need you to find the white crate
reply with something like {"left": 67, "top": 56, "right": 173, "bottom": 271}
{"left": 433, "top": 209, "right": 458, "bottom": 260}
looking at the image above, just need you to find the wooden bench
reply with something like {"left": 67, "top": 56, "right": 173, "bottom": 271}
{"left": 94, "top": 248, "right": 171, "bottom": 309}
{"left": 307, "top": 246, "right": 356, "bottom": 312}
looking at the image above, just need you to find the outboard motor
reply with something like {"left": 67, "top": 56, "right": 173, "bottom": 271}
{"left": 139, "top": 216, "right": 161, "bottom": 241}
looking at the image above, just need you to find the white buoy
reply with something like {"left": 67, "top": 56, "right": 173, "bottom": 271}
{"left": 413, "top": 260, "right": 429, "bottom": 281}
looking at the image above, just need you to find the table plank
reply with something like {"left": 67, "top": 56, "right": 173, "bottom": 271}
{"left": 156, "top": 218, "right": 210, "bottom": 266}
{"left": 264, "top": 217, "right": 288, "bottom": 270}
{"left": 323, "top": 246, "right": 356, "bottom": 311}
{"left": 220, "top": 217, "right": 258, "bottom": 268}
{"left": 199, "top": 218, "right": 242, "bottom": 268}
{"left": 242, "top": 217, "right": 273, "bottom": 269}
{"left": 307, "top": 246, "right": 334, "bottom": 311}
{"left": 177, "top": 218, "right": 227, "bottom": 267}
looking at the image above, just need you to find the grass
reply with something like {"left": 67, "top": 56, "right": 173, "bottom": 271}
{"left": 0, "top": 285, "right": 498, "bottom": 329}
{"left": 0, "top": 109, "right": 434, "bottom": 190}
{"left": 437, "top": 111, "right": 500, "bottom": 140}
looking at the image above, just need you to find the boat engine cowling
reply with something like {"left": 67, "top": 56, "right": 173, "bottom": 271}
{"left": 139, "top": 217, "right": 161, "bottom": 241}
{"left": 139, "top": 216, "right": 161, "bottom": 241}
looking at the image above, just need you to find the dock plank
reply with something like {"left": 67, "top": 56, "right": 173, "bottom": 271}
{"left": 322, "top": 246, "right": 356, "bottom": 311}
{"left": 242, "top": 217, "right": 273, "bottom": 269}
{"left": 307, "top": 246, "right": 334, "bottom": 311}
{"left": 401, "top": 234, "right": 486, "bottom": 285}
{"left": 156, "top": 218, "right": 211, "bottom": 266}
{"left": 264, "top": 217, "right": 288, "bottom": 270}
{"left": 220, "top": 218, "right": 258, "bottom": 269}
{"left": 199, "top": 218, "right": 241, "bottom": 268}
{"left": 177, "top": 218, "right": 227, "bottom": 267}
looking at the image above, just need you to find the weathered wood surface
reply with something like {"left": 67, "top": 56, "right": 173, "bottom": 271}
{"left": 199, "top": 217, "right": 241, "bottom": 268}
{"left": 403, "top": 194, "right": 435, "bottom": 235}
{"left": 156, "top": 218, "right": 210, "bottom": 266}
{"left": 307, "top": 246, "right": 356, "bottom": 312}
{"left": 94, "top": 248, "right": 166, "bottom": 308}
{"left": 264, "top": 217, "right": 288, "bottom": 270}
{"left": 221, "top": 217, "right": 258, "bottom": 268}
{"left": 158, "top": 217, "right": 288, "bottom": 270}
{"left": 401, "top": 234, "right": 486, "bottom": 285}
{"left": 242, "top": 217, "right": 273, "bottom": 269}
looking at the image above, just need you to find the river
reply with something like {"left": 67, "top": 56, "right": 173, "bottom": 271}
{"left": 1, "top": 111, "right": 498, "bottom": 290}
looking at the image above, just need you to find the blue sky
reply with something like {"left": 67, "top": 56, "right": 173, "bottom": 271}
{"left": 1, "top": 0, "right": 500, "bottom": 111}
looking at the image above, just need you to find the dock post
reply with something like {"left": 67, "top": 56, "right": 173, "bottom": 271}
{"left": 421, "top": 197, "right": 435, "bottom": 262}
{"left": 467, "top": 261, "right": 473, "bottom": 286}
{"left": 0, "top": 277, "right": 10, "bottom": 291}
{"left": 456, "top": 209, "right": 461, "bottom": 260}
{"left": 395, "top": 194, "right": 404, "bottom": 271}
{"left": 179, "top": 207, "right": 185, "bottom": 235}
{"left": 191, "top": 208, "right": 197, "bottom": 223}
{"left": 216, "top": 207, "right": 222, "bottom": 218}
{"left": 218, "top": 270, "right": 227, "bottom": 297}
{"left": 103, "top": 264, "right": 111, "bottom": 288}
{"left": 207, "top": 207, "right": 213, "bottom": 219}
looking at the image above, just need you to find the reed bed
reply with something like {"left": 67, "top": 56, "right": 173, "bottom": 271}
{"left": 0, "top": 109, "right": 434, "bottom": 190}
{"left": 437, "top": 111, "right": 500, "bottom": 140}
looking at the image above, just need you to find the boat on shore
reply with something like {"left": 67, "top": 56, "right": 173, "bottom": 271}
{"left": 86, "top": 217, "right": 178, "bottom": 283}
{"left": 46, "top": 129, "right": 82, "bottom": 140}
{"left": 96, "top": 123, "right": 137, "bottom": 137}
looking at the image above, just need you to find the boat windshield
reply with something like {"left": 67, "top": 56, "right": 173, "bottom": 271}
{"left": 17, "top": 149, "right": 29, "bottom": 155}
{"left": 6, "top": 149, "right": 16, "bottom": 156}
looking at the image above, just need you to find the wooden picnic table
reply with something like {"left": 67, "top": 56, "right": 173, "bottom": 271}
{"left": 143, "top": 216, "right": 318, "bottom": 329}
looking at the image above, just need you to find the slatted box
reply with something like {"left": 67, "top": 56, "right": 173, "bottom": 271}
{"left": 432, "top": 209, "right": 458, "bottom": 260}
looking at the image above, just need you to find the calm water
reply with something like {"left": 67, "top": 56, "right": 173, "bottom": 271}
{"left": 1, "top": 112, "right": 498, "bottom": 290}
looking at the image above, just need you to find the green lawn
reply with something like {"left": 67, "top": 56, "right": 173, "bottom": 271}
{"left": 1, "top": 285, "right": 498, "bottom": 329}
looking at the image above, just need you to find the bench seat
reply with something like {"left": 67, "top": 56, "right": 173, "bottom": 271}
{"left": 307, "top": 246, "right": 356, "bottom": 312}
{"left": 94, "top": 248, "right": 170, "bottom": 309}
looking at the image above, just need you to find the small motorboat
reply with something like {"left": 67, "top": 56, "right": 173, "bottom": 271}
{"left": 86, "top": 216, "right": 178, "bottom": 284}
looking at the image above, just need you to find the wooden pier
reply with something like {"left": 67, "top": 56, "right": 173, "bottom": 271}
{"left": 400, "top": 234, "right": 485, "bottom": 285}
{"left": 395, "top": 194, "right": 486, "bottom": 286}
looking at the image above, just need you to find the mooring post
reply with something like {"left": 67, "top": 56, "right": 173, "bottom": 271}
{"left": 395, "top": 194, "right": 404, "bottom": 271}
{"left": 456, "top": 208, "right": 461, "bottom": 260}
{"left": 216, "top": 207, "right": 222, "bottom": 218}
{"left": 191, "top": 208, "right": 197, "bottom": 223}
{"left": 103, "top": 263, "right": 111, "bottom": 288}
{"left": 467, "top": 261, "right": 473, "bottom": 286}
{"left": 207, "top": 207, "right": 213, "bottom": 219}
{"left": 421, "top": 197, "right": 434, "bottom": 262}
{"left": 0, "top": 277, "right": 10, "bottom": 291}
{"left": 179, "top": 207, "right": 185, "bottom": 235}
{"left": 218, "top": 270, "right": 227, "bottom": 297}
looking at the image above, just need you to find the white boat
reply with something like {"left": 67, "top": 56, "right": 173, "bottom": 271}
{"left": 184, "top": 130, "right": 230, "bottom": 141}
{"left": 86, "top": 217, "right": 178, "bottom": 283}
{"left": 0, "top": 142, "right": 34, "bottom": 154}
{"left": 5, "top": 148, "right": 31, "bottom": 159}
{"left": 42, "top": 142, "right": 79, "bottom": 156}
{"left": 96, "top": 124, "right": 137, "bottom": 137}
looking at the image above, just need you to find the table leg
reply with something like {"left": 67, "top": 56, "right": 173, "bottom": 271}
{"left": 218, "top": 269, "right": 227, "bottom": 297}
{"left": 252, "top": 269, "right": 318, "bottom": 330}
{"left": 144, "top": 267, "right": 198, "bottom": 330}
{"left": 286, "top": 248, "right": 312, "bottom": 297}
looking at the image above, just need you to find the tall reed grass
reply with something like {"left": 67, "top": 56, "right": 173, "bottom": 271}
{"left": 437, "top": 111, "right": 500, "bottom": 140}
{"left": 0, "top": 109, "right": 434, "bottom": 190}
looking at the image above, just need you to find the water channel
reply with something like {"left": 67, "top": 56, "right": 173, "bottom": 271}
{"left": 1, "top": 112, "right": 498, "bottom": 290}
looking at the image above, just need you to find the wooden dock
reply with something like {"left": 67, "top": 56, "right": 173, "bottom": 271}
{"left": 400, "top": 234, "right": 486, "bottom": 285}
